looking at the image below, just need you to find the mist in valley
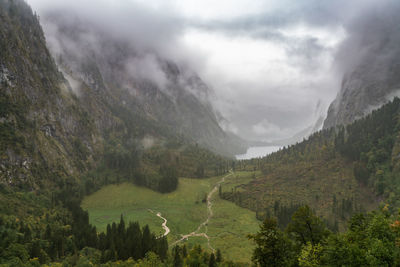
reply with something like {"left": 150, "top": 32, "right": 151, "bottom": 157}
{"left": 23, "top": 0, "right": 400, "bottom": 145}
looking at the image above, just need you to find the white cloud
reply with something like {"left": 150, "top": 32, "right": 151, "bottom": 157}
{"left": 179, "top": 27, "right": 340, "bottom": 140}
{"left": 252, "top": 119, "right": 289, "bottom": 139}
{"left": 26, "top": 0, "right": 383, "bottom": 142}
{"left": 125, "top": 54, "right": 168, "bottom": 91}
{"left": 171, "top": 0, "right": 269, "bottom": 20}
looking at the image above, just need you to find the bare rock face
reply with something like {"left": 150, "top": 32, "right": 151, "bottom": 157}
{"left": 324, "top": 59, "right": 400, "bottom": 129}
{"left": 324, "top": 4, "right": 400, "bottom": 129}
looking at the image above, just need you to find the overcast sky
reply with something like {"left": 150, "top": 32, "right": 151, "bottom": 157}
{"left": 26, "top": 0, "right": 394, "bottom": 142}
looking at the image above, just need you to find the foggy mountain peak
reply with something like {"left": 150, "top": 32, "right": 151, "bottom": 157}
{"left": 32, "top": 8, "right": 247, "bottom": 156}
{"left": 42, "top": 11, "right": 211, "bottom": 103}
{"left": 26, "top": 0, "right": 400, "bottom": 142}
{"left": 324, "top": 0, "right": 400, "bottom": 128}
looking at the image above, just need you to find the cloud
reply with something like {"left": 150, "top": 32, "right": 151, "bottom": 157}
{"left": 63, "top": 72, "right": 82, "bottom": 97}
{"left": 125, "top": 54, "right": 168, "bottom": 91}
{"left": 334, "top": 0, "right": 400, "bottom": 75}
{"left": 252, "top": 119, "right": 290, "bottom": 140}
{"left": 26, "top": 0, "right": 400, "bottom": 142}
{"left": 28, "top": 0, "right": 190, "bottom": 61}
{"left": 181, "top": 27, "right": 340, "bottom": 140}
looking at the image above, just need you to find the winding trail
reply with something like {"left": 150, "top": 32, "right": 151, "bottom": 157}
{"left": 148, "top": 209, "right": 170, "bottom": 238}
{"left": 157, "top": 212, "right": 170, "bottom": 237}
{"left": 171, "top": 171, "right": 233, "bottom": 251}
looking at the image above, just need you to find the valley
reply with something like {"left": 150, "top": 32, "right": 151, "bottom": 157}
{"left": 82, "top": 172, "right": 260, "bottom": 263}
{"left": 3, "top": 0, "right": 400, "bottom": 266}
{"left": 235, "top": 145, "right": 282, "bottom": 160}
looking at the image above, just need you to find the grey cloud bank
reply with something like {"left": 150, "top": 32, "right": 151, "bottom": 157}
{"left": 27, "top": 0, "right": 400, "bottom": 142}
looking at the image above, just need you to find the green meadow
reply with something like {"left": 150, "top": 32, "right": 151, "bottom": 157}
{"left": 81, "top": 174, "right": 260, "bottom": 263}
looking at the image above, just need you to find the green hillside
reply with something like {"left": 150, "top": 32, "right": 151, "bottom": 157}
{"left": 226, "top": 98, "right": 400, "bottom": 230}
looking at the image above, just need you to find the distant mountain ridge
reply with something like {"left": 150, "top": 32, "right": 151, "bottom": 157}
{"left": 41, "top": 12, "right": 247, "bottom": 157}
{"left": 0, "top": 0, "right": 244, "bottom": 190}
{"left": 324, "top": 64, "right": 400, "bottom": 129}
{"left": 324, "top": 8, "right": 400, "bottom": 129}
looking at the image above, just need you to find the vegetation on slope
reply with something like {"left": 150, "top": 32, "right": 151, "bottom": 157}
{"left": 0, "top": 0, "right": 234, "bottom": 195}
{"left": 226, "top": 98, "right": 400, "bottom": 230}
{"left": 3, "top": 1, "right": 400, "bottom": 266}
{"left": 0, "top": 2, "right": 237, "bottom": 265}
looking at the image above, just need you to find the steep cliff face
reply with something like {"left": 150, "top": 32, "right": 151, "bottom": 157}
{"left": 323, "top": 6, "right": 400, "bottom": 129}
{"left": 0, "top": 0, "right": 245, "bottom": 190}
{"left": 324, "top": 56, "right": 400, "bottom": 129}
{"left": 41, "top": 13, "right": 246, "bottom": 156}
{"left": 0, "top": 0, "right": 105, "bottom": 189}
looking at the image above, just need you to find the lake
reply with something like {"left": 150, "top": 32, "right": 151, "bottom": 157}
{"left": 236, "top": 146, "right": 281, "bottom": 160}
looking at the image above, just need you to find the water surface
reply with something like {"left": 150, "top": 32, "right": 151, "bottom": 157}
{"left": 236, "top": 146, "right": 281, "bottom": 160}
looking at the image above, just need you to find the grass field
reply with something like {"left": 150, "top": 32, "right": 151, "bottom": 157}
{"left": 81, "top": 173, "right": 260, "bottom": 263}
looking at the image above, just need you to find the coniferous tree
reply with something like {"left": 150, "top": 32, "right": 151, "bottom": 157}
{"left": 209, "top": 253, "right": 216, "bottom": 267}
{"left": 182, "top": 245, "right": 188, "bottom": 258}
{"left": 173, "top": 246, "right": 183, "bottom": 267}
{"left": 249, "top": 217, "right": 293, "bottom": 267}
{"left": 141, "top": 225, "right": 152, "bottom": 257}
{"left": 216, "top": 249, "right": 222, "bottom": 263}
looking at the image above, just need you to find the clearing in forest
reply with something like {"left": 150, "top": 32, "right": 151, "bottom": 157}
{"left": 81, "top": 172, "right": 259, "bottom": 263}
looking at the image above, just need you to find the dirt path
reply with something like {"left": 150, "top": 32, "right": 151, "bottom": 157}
{"left": 157, "top": 212, "right": 170, "bottom": 237}
{"left": 171, "top": 171, "right": 233, "bottom": 251}
{"left": 148, "top": 209, "right": 170, "bottom": 238}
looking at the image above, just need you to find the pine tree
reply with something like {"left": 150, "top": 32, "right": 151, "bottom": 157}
{"left": 128, "top": 222, "right": 142, "bottom": 260}
{"left": 142, "top": 225, "right": 152, "bottom": 257}
{"left": 249, "top": 217, "right": 293, "bottom": 267}
{"left": 44, "top": 224, "right": 52, "bottom": 240}
{"left": 157, "top": 236, "right": 168, "bottom": 260}
{"left": 216, "top": 249, "right": 222, "bottom": 263}
{"left": 182, "top": 245, "right": 188, "bottom": 258}
{"left": 209, "top": 253, "right": 216, "bottom": 267}
{"left": 173, "top": 246, "right": 183, "bottom": 267}
{"left": 118, "top": 215, "right": 126, "bottom": 237}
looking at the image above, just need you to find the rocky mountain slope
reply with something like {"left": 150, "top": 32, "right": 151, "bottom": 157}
{"left": 324, "top": 9, "right": 400, "bottom": 129}
{"left": 41, "top": 12, "right": 246, "bottom": 157}
{"left": 324, "top": 60, "right": 400, "bottom": 129}
{"left": 0, "top": 0, "right": 103, "bottom": 189}
{"left": 0, "top": 0, "right": 244, "bottom": 190}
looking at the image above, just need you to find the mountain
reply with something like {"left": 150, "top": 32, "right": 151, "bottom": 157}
{"left": 3, "top": 1, "right": 400, "bottom": 266}
{"left": 40, "top": 12, "right": 247, "bottom": 157}
{"left": 0, "top": 2, "right": 239, "bottom": 264}
{"left": 323, "top": 10, "right": 400, "bottom": 129}
{"left": 0, "top": 0, "right": 103, "bottom": 190}
{"left": 324, "top": 61, "right": 400, "bottom": 129}
{"left": 0, "top": 0, "right": 245, "bottom": 191}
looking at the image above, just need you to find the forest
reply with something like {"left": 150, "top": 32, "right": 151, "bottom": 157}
{"left": 221, "top": 98, "right": 400, "bottom": 231}
{"left": 3, "top": 0, "right": 400, "bottom": 266}
{"left": 250, "top": 205, "right": 400, "bottom": 267}
{"left": 1, "top": 97, "right": 400, "bottom": 267}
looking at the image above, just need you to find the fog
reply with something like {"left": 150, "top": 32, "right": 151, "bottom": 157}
{"left": 26, "top": 0, "right": 400, "bottom": 142}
